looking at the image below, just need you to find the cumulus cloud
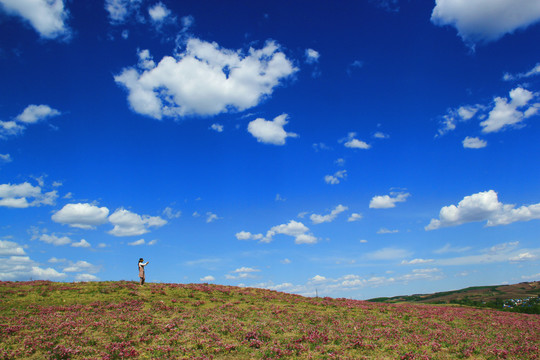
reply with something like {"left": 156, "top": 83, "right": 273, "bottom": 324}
{"left": 206, "top": 212, "right": 220, "bottom": 223}
{"left": 305, "top": 48, "right": 320, "bottom": 64}
{"left": 52, "top": 203, "right": 110, "bottom": 229}
{"left": 200, "top": 275, "right": 215, "bottom": 282}
{"left": 108, "top": 208, "right": 167, "bottom": 236}
{"left": 437, "top": 105, "right": 481, "bottom": 136}
{"left": 16, "top": 104, "right": 61, "bottom": 124}
{"left": 115, "top": 38, "right": 297, "bottom": 119}
{"left": 248, "top": 114, "right": 298, "bottom": 145}
{"left": 71, "top": 239, "right": 91, "bottom": 248}
{"left": 39, "top": 234, "right": 71, "bottom": 246}
{"left": 75, "top": 274, "right": 99, "bottom": 282}
{"left": 480, "top": 87, "right": 538, "bottom": 133}
{"left": 0, "top": 153, "right": 12, "bottom": 163}
{"left": 0, "top": 240, "right": 26, "bottom": 255}
{"left": 0, "top": 0, "right": 70, "bottom": 40}
{"left": 210, "top": 123, "right": 223, "bottom": 132}
{"left": 342, "top": 132, "right": 371, "bottom": 149}
{"left": 401, "top": 258, "right": 435, "bottom": 265}
{"left": 370, "top": 192, "right": 410, "bottom": 209}
{"left": 0, "top": 255, "right": 65, "bottom": 281}
{"left": 128, "top": 239, "right": 145, "bottom": 246}
{"left": 0, "top": 104, "right": 61, "bottom": 139}
{"left": 310, "top": 204, "right": 348, "bottom": 224}
{"left": 377, "top": 228, "right": 398, "bottom": 234}
{"left": 63, "top": 260, "right": 99, "bottom": 273}
{"left": 242, "top": 220, "right": 317, "bottom": 245}
{"left": 0, "top": 182, "right": 57, "bottom": 208}
{"left": 348, "top": 213, "right": 363, "bottom": 222}
{"left": 148, "top": 2, "right": 170, "bottom": 22}
{"left": 162, "top": 206, "right": 181, "bottom": 219}
{"left": 431, "top": 0, "right": 540, "bottom": 44}
{"left": 426, "top": 190, "right": 540, "bottom": 230}
{"left": 462, "top": 136, "right": 487, "bottom": 149}
{"left": 105, "top": 0, "right": 142, "bottom": 24}
{"left": 324, "top": 170, "right": 347, "bottom": 185}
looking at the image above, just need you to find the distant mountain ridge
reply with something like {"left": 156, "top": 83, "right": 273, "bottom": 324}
{"left": 368, "top": 281, "right": 540, "bottom": 313}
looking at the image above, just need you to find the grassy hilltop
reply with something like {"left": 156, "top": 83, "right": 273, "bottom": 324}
{"left": 0, "top": 281, "right": 539, "bottom": 359}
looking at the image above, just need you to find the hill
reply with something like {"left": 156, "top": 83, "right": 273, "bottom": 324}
{"left": 368, "top": 281, "right": 540, "bottom": 313}
{"left": 0, "top": 281, "right": 539, "bottom": 359}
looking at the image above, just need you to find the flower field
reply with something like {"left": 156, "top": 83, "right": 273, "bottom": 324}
{"left": 0, "top": 281, "right": 538, "bottom": 359}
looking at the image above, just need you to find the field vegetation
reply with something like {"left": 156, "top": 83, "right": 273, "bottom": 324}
{"left": 1, "top": 281, "right": 539, "bottom": 359}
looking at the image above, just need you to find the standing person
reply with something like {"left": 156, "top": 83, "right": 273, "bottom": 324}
{"left": 138, "top": 258, "right": 149, "bottom": 285}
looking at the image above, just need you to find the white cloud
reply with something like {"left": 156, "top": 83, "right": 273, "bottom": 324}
{"left": 48, "top": 257, "right": 66, "bottom": 263}
{"left": 366, "top": 247, "right": 412, "bottom": 260}
{"left": 0, "top": 121, "right": 25, "bottom": 138}
{"left": 434, "top": 243, "right": 471, "bottom": 254}
{"left": 115, "top": 38, "right": 297, "bottom": 119}
{"left": 39, "top": 234, "right": 71, "bottom": 246}
{"left": 0, "top": 0, "right": 70, "bottom": 40}
{"left": 462, "top": 136, "right": 487, "bottom": 149}
{"left": 324, "top": 170, "right": 347, "bottom": 185}
{"left": 437, "top": 105, "right": 481, "bottom": 136}
{"left": 162, "top": 206, "right": 181, "bottom": 219}
{"left": 480, "top": 87, "right": 538, "bottom": 133}
{"left": 63, "top": 260, "right": 99, "bottom": 273}
{"left": 233, "top": 267, "right": 260, "bottom": 273}
{"left": 108, "top": 208, "right": 167, "bottom": 236}
{"left": 0, "top": 182, "right": 57, "bottom": 208}
{"left": 434, "top": 241, "right": 540, "bottom": 266}
{"left": 369, "top": 192, "right": 410, "bottom": 209}
{"left": 305, "top": 48, "right": 320, "bottom": 64}
{"left": 509, "top": 252, "right": 537, "bottom": 262}
{"left": 377, "top": 228, "right": 398, "bottom": 234}
{"left": 128, "top": 239, "right": 145, "bottom": 246}
{"left": 16, "top": 104, "right": 60, "bottom": 124}
{"left": 344, "top": 135, "right": 370, "bottom": 149}
{"left": 263, "top": 220, "right": 317, "bottom": 244}
{"left": 75, "top": 273, "right": 99, "bottom": 282}
{"left": 401, "top": 258, "right": 435, "bottom": 265}
{"left": 200, "top": 275, "right": 215, "bottom": 282}
{"left": 0, "top": 153, "right": 12, "bottom": 163}
{"left": 522, "top": 273, "right": 540, "bottom": 280}
{"left": 373, "top": 131, "right": 389, "bottom": 139}
{"left": 71, "top": 239, "right": 91, "bottom": 248}
{"left": 52, "top": 203, "right": 110, "bottom": 229}
{"left": 105, "top": 0, "right": 141, "bottom": 24}
{"left": 235, "top": 231, "right": 263, "bottom": 241}
{"left": 248, "top": 114, "right": 298, "bottom": 145}
{"left": 348, "top": 213, "right": 363, "bottom": 222}
{"left": 310, "top": 204, "right": 348, "bottom": 224}
{"left": 148, "top": 2, "right": 170, "bottom": 22}
{"left": 206, "top": 212, "right": 220, "bottom": 223}
{"left": 426, "top": 190, "right": 540, "bottom": 230}
{"left": 504, "top": 63, "right": 540, "bottom": 81}
{"left": 312, "top": 275, "right": 326, "bottom": 282}
{"left": 0, "top": 255, "right": 66, "bottom": 281}
{"left": 281, "top": 258, "right": 291, "bottom": 264}
{"left": 210, "top": 123, "right": 223, "bottom": 132}
{"left": 0, "top": 240, "right": 26, "bottom": 255}
{"left": 431, "top": 0, "right": 540, "bottom": 44}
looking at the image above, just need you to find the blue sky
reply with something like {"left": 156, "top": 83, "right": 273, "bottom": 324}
{"left": 1, "top": 0, "right": 539, "bottom": 299}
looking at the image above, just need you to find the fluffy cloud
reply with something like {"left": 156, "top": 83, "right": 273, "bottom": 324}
{"left": 0, "top": 153, "right": 12, "bottom": 163}
{"left": 462, "top": 136, "right": 487, "bottom": 149}
{"left": 310, "top": 204, "right": 348, "bottom": 224}
{"left": 305, "top": 48, "right": 320, "bottom": 64}
{"left": 0, "top": 255, "right": 65, "bottom": 281}
{"left": 115, "top": 38, "right": 297, "bottom": 119}
{"left": 426, "top": 190, "right": 540, "bottom": 230}
{"left": 401, "top": 258, "right": 435, "bottom": 265}
{"left": 370, "top": 192, "right": 410, "bottom": 209}
{"left": 71, "top": 239, "right": 91, "bottom": 248}
{"left": 206, "top": 212, "right": 220, "bottom": 223}
{"left": 0, "top": 0, "right": 70, "bottom": 40}
{"left": 63, "top": 260, "right": 99, "bottom": 273}
{"left": 324, "top": 170, "right": 347, "bottom": 185}
{"left": 437, "top": 105, "right": 481, "bottom": 136}
{"left": 210, "top": 123, "right": 224, "bottom": 132}
{"left": 0, "top": 182, "right": 57, "bottom": 208}
{"left": 16, "top": 104, "right": 60, "bottom": 123}
{"left": 240, "top": 220, "right": 318, "bottom": 245}
{"left": 108, "top": 208, "right": 167, "bottom": 236}
{"left": 200, "top": 275, "right": 215, "bottom": 282}
{"left": 105, "top": 0, "right": 141, "bottom": 23}
{"left": 348, "top": 213, "right": 362, "bottom": 222}
{"left": 162, "top": 206, "right": 181, "bottom": 219}
{"left": 148, "top": 2, "right": 170, "bottom": 22}
{"left": 75, "top": 274, "right": 99, "bottom": 282}
{"left": 343, "top": 132, "right": 371, "bottom": 149}
{"left": 480, "top": 87, "right": 538, "bottom": 133}
{"left": 52, "top": 203, "right": 110, "bottom": 229}
{"left": 0, "top": 240, "right": 26, "bottom": 255}
{"left": 431, "top": 0, "right": 540, "bottom": 44}
{"left": 128, "top": 239, "right": 145, "bottom": 246}
{"left": 248, "top": 114, "right": 298, "bottom": 145}
{"left": 39, "top": 234, "right": 71, "bottom": 246}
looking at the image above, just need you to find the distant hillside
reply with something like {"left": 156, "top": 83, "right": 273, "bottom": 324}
{"left": 369, "top": 281, "right": 540, "bottom": 313}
